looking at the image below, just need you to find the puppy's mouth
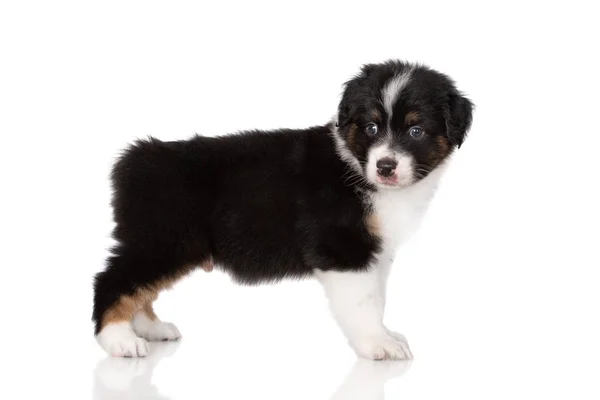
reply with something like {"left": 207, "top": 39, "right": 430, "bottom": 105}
{"left": 375, "top": 174, "right": 414, "bottom": 189}
{"left": 376, "top": 174, "right": 399, "bottom": 186}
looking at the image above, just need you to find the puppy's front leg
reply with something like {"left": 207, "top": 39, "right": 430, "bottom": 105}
{"left": 377, "top": 260, "right": 412, "bottom": 351}
{"left": 315, "top": 266, "right": 412, "bottom": 360}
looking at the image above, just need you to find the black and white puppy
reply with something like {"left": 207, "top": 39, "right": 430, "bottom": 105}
{"left": 92, "top": 60, "right": 474, "bottom": 360}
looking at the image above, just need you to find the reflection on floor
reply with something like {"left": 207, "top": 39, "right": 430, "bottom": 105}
{"left": 93, "top": 341, "right": 180, "bottom": 400}
{"left": 93, "top": 342, "right": 411, "bottom": 400}
{"left": 330, "top": 358, "right": 412, "bottom": 400}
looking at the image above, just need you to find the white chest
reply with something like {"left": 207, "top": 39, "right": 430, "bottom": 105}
{"left": 369, "top": 170, "right": 444, "bottom": 262}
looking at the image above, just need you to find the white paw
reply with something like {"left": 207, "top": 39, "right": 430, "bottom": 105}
{"left": 96, "top": 322, "right": 150, "bottom": 358}
{"left": 133, "top": 312, "right": 181, "bottom": 341}
{"left": 351, "top": 334, "right": 413, "bottom": 361}
{"left": 386, "top": 330, "right": 412, "bottom": 355}
{"left": 139, "top": 321, "right": 181, "bottom": 341}
{"left": 387, "top": 331, "right": 413, "bottom": 359}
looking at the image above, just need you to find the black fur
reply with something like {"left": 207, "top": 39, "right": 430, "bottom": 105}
{"left": 92, "top": 59, "right": 473, "bottom": 335}
{"left": 92, "top": 125, "right": 382, "bottom": 334}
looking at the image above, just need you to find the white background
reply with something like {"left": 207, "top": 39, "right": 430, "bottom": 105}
{"left": 1, "top": 1, "right": 599, "bottom": 399}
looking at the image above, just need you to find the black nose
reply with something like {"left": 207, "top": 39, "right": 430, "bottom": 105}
{"left": 376, "top": 158, "right": 398, "bottom": 177}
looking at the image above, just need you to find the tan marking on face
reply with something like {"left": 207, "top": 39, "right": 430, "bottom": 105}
{"left": 348, "top": 124, "right": 357, "bottom": 149}
{"left": 436, "top": 135, "right": 450, "bottom": 157}
{"left": 405, "top": 112, "right": 420, "bottom": 126}
{"left": 347, "top": 123, "right": 368, "bottom": 157}
{"left": 370, "top": 110, "right": 382, "bottom": 124}
{"left": 426, "top": 136, "right": 452, "bottom": 168}
{"left": 100, "top": 262, "right": 200, "bottom": 329}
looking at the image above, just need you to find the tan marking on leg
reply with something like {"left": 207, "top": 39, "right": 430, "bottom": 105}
{"left": 102, "top": 288, "right": 157, "bottom": 327}
{"left": 143, "top": 303, "right": 159, "bottom": 321}
{"left": 100, "top": 262, "right": 201, "bottom": 330}
{"left": 153, "top": 266, "right": 194, "bottom": 291}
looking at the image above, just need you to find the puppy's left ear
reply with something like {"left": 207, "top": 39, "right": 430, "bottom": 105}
{"left": 445, "top": 92, "right": 474, "bottom": 148}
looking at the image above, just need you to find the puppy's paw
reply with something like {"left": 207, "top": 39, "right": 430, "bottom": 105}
{"left": 385, "top": 329, "right": 413, "bottom": 358}
{"left": 140, "top": 321, "right": 181, "bottom": 341}
{"left": 96, "top": 322, "right": 150, "bottom": 358}
{"left": 351, "top": 334, "right": 412, "bottom": 361}
{"left": 133, "top": 314, "right": 181, "bottom": 342}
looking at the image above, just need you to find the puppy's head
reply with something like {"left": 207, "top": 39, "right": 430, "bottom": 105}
{"left": 333, "top": 60, "right": 474, "bottom": 189}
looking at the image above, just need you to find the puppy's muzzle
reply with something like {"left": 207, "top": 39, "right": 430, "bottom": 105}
{"left": 376, "top": 157, "right": 398, "bottom": 178}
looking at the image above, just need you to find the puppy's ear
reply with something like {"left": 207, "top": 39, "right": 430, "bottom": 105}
{"left": 337, "top": 104, "right": 351, "bottom": 128}
{"left": 445, "top": 92, "right": 474, "bottom": 148}
{"left": 337, "top": 83, "right": 357, "bottom": 128}
{"left": 359, "top": 63, "right": 378, "bottom": 77}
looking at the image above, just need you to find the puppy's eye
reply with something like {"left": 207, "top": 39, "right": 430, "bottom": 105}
{"left": 365, "top": 123, "right": 378, "bottom": 135}
{"left": 409, "top": 126, "right": 424, "bottom": 139}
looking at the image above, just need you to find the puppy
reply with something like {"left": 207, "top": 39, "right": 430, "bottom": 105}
{"left": 92, "top": 60, "right": 474, "bottom": 359}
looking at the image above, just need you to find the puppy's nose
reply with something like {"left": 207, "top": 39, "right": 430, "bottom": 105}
{"left": 376, "top": 158, "right": 398, "bottom": 177}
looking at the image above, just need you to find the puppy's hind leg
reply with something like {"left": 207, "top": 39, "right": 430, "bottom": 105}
{"left": 92, "top": 250, "right": 204, "bottom": 357}
{"left": 132, "top": 258, "right": 214, "bottom": 341}
{"left": 132, "top": 303, "right": 182, "bottom": 342}
{"left": 92, "top": 256, "right": 153, "bottom": 358}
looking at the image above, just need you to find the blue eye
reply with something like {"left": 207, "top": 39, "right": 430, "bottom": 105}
{"left": 365, "top": 123, "right": 378, "bottom": 135}
{"left": 409, "top": 126, "right": 424, "bottom": 138}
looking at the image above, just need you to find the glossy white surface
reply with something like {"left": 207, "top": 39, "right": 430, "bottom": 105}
{"left": 1, "top": 1, "right": 598, "bottom": 399}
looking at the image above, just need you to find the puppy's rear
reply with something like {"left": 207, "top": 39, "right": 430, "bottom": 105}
{"left": 93, "top": 137, "right": 214, "bottom": 355}
{"left": 92, "top": 125, "right": 380, "bottom": 357}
